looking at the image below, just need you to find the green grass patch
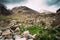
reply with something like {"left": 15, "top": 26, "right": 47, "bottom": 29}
{"left": 19, "top": 25, "right": 43, "bottom": 34}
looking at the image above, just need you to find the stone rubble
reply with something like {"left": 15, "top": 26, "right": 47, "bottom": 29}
{"left": 0, "top": 20, "right": 36, "bottom": 40}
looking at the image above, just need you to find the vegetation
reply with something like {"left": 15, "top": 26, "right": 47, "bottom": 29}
{"left": 0, "top": 16, "right": 12, "bottom": 20}
{"left": 19, "top": 25, "right": 60, "bottom": 40}
{"left": 0, "top": 4, "right": 60, "bottom": 40}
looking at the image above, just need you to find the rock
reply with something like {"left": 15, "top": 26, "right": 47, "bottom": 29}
{"left": 14, "top": 34, "right": 26, "bottom": 40}
{"left": 22, "top": 30, "right": 36, "bottom": 40}
{"left": 10, "top": 26, "right": 17, "bottom": 31}
{"left": 0, "top": 38, "right": 4, "bottom": 40}
{"left": 14, "top": 34, "right": 22, "bottom": 40}
{"left": 15, "top": 27, "right": 20, "bottom": 35}
{"left": 2, "top": 29, "right": 11, "bottom": 36}
{"left": 0, "top": 36, "right": 2, "bottom": 39}
{"left": 0, "top": 30, "right": 2, "bottom": 36}
{"left": 8, "top": 20, "right": 16, "bottom": 27}
{"left": 9, "top": 20, "right": 21, "bottom": 31}
{"left": 5, "top": 39, "right": 13, "bottom": 40}
{"left": 19, "top": 38, "right": 26, "bottom": 40}
{"left": 22, "top": 30, "right": 29, "bottom": 37}
{"left": 15, "top": 37, "right": 26, "bottom": 40}
{"left": 15, "top": 27, "right": 20, "bottom": 31}
{"left": 28, "top": 39, "right": 33, "bottom": 40}
{"left": 11, "top": 24, "right": 20, "bottom": 31}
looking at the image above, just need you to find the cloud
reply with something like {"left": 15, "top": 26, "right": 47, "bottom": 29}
{"left": 0, "top": 0, "right": 60, "bottom": 12}
{"left": 0, "top": 0, "right": 27, "bottom": 4}
{"left": 46, "top": 0, "right": 60, "bottom": 6}
{"left": 23, "top": 0, "right": 60, "bottom": 12}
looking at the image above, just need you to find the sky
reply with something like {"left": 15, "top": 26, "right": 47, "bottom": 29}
{"left": 0, "top": 0, "right": 60, "bottom": 13}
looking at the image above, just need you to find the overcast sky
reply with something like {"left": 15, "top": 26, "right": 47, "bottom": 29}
{"left": 0, "top": 0, "right": 60, "bottom": 12}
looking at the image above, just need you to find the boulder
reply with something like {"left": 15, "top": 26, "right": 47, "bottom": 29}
{"left": 2, "top": 29, "right": 11, "bottom": 36}
{"left": 22, "top": 30, "right": 36, "bottom": 40}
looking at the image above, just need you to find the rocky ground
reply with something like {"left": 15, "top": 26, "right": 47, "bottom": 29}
{"left": 0, "top": 20, "right": 36, "bottom": 40}
{"left": 0, "top": 4, "right": 60, "bottom": 40}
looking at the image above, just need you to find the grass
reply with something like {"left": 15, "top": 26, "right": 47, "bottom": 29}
{"left": 19, "top": 25, "right": 41, "bottom": 34}
{"left": 27, "top": 25, "right": 41, "bottom": 34}
{"left": 19, "top": 25, "right": 59, "bottom": 40}
{"left": 0, "top": 16, "right": 11, "bottom": 20}
{"left": 0, "top": 15, "right": 59, "bottom": 40}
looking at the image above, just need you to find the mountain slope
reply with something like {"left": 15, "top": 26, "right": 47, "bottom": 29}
{"left": 0, "top": 4, "right": 11, "bottom": 16}
{"left": 0, "top": 6, "right": 60, "bottom": 29}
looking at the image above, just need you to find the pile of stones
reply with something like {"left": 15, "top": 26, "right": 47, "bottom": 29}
{"left": 0, "top": 20, "right": 36, "bottom": 40}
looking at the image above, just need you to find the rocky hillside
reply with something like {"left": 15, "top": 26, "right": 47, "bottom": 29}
{"left": 10, "top": 6, "right": 60, "bottom": 29}
{"left": 0, "top": 4, "right": 60, "bottom": 40}
{"left": 0, "top": 5, "right": 60, "bottom": 29}
{"left": 0, "top": 4, "right": 11, "bottom": 16}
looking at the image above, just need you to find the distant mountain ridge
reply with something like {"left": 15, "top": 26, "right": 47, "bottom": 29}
{"left": 12, "top": 6, "right": 40, "bottom": 14}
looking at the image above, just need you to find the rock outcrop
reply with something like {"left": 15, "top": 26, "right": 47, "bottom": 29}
{"left": 0, "top": 3, "right": 11, "bottom": 16}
